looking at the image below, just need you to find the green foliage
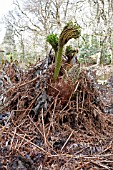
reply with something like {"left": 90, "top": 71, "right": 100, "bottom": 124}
{"left": 53, "top": 21, "right": 81, "bottom": 80}
{"left": 65, "top": 45, "right": 78, "bottom": 63}
{"left": 65, "top": 45, "right": 73, "bottom": 55}
{"left": 80, "top": 35, "right": 99, "bottom": 58}
{"left": 79, "top": 34, "right": 111, "bottom": 65}
{"left": 79, "top": 35, "right": 99, "bottom": 64}
{"left": 65, "top": 45, "right": 77, "bottom": 57}
{"left": 3, "top": 24, "right": 16, "bottom": 54}
{"left": 102, "top": 48, "right": 111, "bottom": 64}
{"left": 46, "top": 34, "right": 58, "bottom": 52}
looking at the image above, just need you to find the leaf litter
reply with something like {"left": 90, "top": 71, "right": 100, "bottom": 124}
{"left": 0, "top": 57, "right": 113, "bottom": 170}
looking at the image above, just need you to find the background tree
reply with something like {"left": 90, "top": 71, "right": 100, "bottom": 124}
{"left": 2, "top": 23, "right": 16, "bottom": 55}
{"left": 0, "top": 0, "right": 113, "bottom": 66}
{"left": 87, "top": 0, "right": 113, "bottom": 65}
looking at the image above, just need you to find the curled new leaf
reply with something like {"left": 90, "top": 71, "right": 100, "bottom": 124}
{"left": 47, "top": 34, "right": 58, "bottom": 60}
{"left": 65, "top": 45, "right": 78, "bottom": 63}
{"left": 53, "top": 21, "right": 81, "bottom": 80}
{"left": 59, "top": 21, "right": 81, "bottom": 47}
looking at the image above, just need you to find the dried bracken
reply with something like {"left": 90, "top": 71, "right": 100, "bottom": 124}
{"left": 0, "top": 57, "right": 113, "bottom": 170}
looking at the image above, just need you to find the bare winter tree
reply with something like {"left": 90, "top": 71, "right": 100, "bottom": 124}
{"left": 2, "top": 0, "right": 99, "bottom": 61}
{"left": 12, "top": 0, "right": 84, "bottom": 54}
{"left": 2, "top": 9, "right": 26, "bottom": 59}
{"left": 87, "top": 0, "right": 113, "bottom": 65}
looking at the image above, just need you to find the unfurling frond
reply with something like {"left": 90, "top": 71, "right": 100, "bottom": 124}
{"left": 53, "top": 21, "right": 81, "bottom": 80}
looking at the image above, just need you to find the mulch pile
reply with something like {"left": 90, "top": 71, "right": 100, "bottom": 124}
{"left": 0, "top": 57, "right": 113, "bottom": 170}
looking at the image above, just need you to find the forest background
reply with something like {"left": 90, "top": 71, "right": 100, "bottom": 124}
{"left": 0, "top": 0, "right": 113, "bottom": 66}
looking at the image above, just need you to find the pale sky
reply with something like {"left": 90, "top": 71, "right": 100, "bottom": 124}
{"left": 0, "top": 0, "right": 13, "bottom": 44}
{"left": 0, "top": 0, "right": 13, "bottom": 17}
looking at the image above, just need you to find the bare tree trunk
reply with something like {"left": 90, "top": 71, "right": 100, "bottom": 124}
{"left": 108, "top": 27, "right": 113, "bottom": 65}
{"left": 96, "top": 35, "right": 107, "bottom": 65}
{"left": 97, "top": 48, "right": 102, "bottom": 65}
{"left": 3, "top": 51, "right": 6, "bottom": 61}
{"left": 20, "top": 34, "right": 25, "bottom": 60}
{"left": 96, "top": 36, "right": 102, "bottom": 65}
{"left": 109, "top": 47, "right": 113, "bottom": 65}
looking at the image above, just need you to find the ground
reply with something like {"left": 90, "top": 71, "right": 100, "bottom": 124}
{"left": 0, "top": 60, "right": 113, "bottom": 170}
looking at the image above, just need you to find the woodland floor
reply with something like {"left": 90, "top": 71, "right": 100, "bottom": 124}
{"left": 0, "top": 59, "right": 113, "bottom": 170}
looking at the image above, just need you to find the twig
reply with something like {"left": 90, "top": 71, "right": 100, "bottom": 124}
{"left": 17, "top": 133, "right": 26, "bottom": 150}
{"left": 11, "top": 131, "right": 51, "bottom": 155}
{"left": 90, "top": 160, "right": 110, "bottom": 169}
{"left": 17, "top": 90, "right": 43, "bottom": 126}
{"left": 73, "top": 162, "right": 90, "bottom": 170}
{"left": 10, "top": 127, "right": 17, "bottom": 150}
{"left": 41, "top": 108, "right": 48, "bottom": 148}
{"left": 28, "top": 114, "right": 44, "bottom": 137}
{"left": 6, "top": 75, "right": 39, "bottom": 94}
{"left": 48, "top": 153, "right": 113, "bottom": 159}
{"left": 61, "top": 130, "right": 74, "bottom": 151}
{"left": 99, "top": 142, "right": 112, "bottom": 155}
{"left": 51, "top": 93, "right": 60, "bottom": 131}
{"left": 76, "top": 92, "right": 79, "bottom": 112}
{"left": 81, "top": 90, "right": 85, "bottom": 112}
